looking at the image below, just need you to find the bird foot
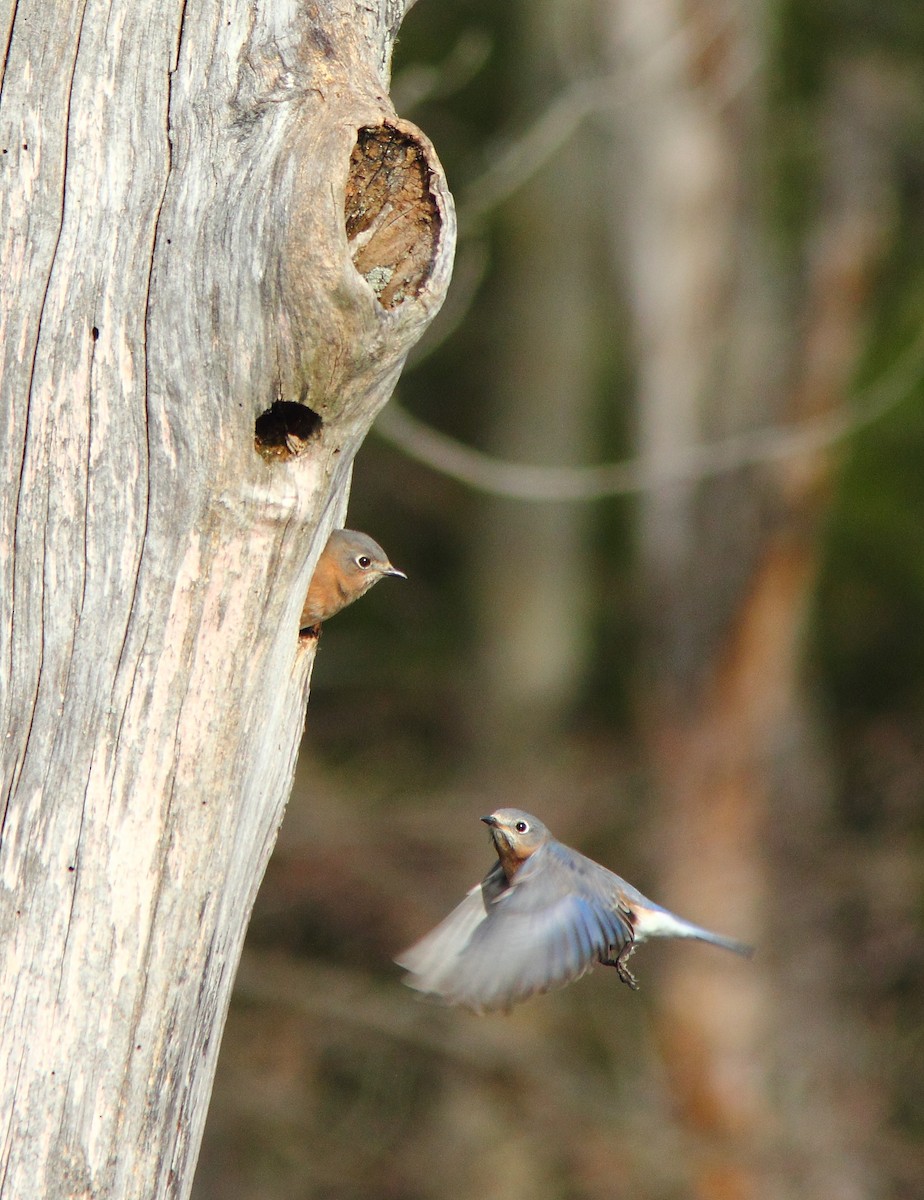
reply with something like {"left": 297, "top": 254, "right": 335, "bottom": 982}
{"left": 601, "top": 943, "right": 639, "bottom": 991}
{"left": 616, "top": 959, "right": 639, "bottom": 991}
{"left": 299, "top": 623, "right": 321, "bottom": 640}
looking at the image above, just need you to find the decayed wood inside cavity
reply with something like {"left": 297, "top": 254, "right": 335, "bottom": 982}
{"left": 254, "top": 401, "right": 322, "bottom": 460}
{"left": 345, "top": 125, "right": 439, "bottom": 309}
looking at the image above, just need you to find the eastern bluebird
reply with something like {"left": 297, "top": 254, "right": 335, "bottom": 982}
{"left": 300, "top": 529, "right": 406, "bottom": 635}
{"left": 396, "top": 808, "right": 753, "bottom": 1012}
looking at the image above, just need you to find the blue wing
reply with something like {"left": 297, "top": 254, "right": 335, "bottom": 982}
{"left": 397, "top": 845, "right": 634, "bottom": 1012}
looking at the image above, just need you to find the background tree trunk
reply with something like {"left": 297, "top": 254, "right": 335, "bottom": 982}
{"left": 468, "top": 0, "right": 600, "bottom": 758}
{"left": 0, "top": 3, "right": 453, "bottom": 1197}
{"left": 607, "top": 3, "right": 899, "bottom": 1196}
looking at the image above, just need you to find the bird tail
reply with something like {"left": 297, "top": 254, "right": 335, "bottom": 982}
{"left": 632, "top": 903, "right": 754, "bottom": 958}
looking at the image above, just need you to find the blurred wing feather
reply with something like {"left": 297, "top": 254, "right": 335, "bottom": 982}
{"left": 395, "top": 862, "right": 505, "bottom": 989}
{"left": 398, "top": 843, "right": 634, "bottom": 1012}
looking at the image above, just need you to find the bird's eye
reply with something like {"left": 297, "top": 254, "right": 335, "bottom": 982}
{"left": 356, "top": 555, "right": 371, "bottom": 569}
{"left": 515, "top": 821, "right": 528, "bottom": 833}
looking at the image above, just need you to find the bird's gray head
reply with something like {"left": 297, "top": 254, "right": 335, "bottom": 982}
{"left": 481, "top": 809, "right": 552, "bottom": 864}
{"left": 328, "top": 529, "right": 407, "bottom": 596}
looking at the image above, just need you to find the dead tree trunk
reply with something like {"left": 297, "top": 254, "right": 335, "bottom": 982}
{"left": 0, "top": 3, "right": 453, "bottom": 1197}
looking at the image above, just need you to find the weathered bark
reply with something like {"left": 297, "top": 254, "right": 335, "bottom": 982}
{"left": 0, "top": 3, "right": 453, "bottom": 1197}
{"left": 606, "top": 4, "right": 896, "bottom": 1197}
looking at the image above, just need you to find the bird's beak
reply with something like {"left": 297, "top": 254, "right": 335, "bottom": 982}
{"left": 385, "top": 565, "right": 407, "bottom": 580}
{"left": 480, "top": 815, "right": 498, "bottom": 827}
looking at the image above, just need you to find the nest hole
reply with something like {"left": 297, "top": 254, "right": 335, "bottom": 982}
{"left": 344, "top": 124, "right": 440, "bottom": 309}
{"left": 254, "top": 401, "right": 322, "bottom": 461}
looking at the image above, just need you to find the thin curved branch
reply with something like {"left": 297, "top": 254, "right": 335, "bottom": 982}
{"left": 374, "top": 330, "right": 924, "bottom": 501}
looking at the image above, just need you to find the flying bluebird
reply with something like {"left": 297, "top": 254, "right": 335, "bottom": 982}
{"left": 300, "top": 529, "right": 406, "bottom": 635}
{"left": 396, "top": 808, "right": 753, "bottom": 1012}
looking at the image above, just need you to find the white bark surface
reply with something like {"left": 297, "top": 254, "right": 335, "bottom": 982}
{"left": 0, "top": 2, "right": 454, "bottom": 1196}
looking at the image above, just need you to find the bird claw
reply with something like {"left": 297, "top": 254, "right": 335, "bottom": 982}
{"left": 299, "top": 623, "right": 321, "bottom": 640}
{"left": 601, "top": 943, "right": 639, "bottom": 991}
{"left": 616, "top": 959, "right": 639, "bottom": 991}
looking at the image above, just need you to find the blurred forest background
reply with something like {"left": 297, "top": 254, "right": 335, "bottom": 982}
{"left": 194, "top": 1, "right": 924, "bottom": 1197}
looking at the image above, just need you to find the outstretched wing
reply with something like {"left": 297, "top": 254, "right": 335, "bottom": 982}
{"left": 397, "top": 845, "right": 634, "bottom": 1012}
{"left": 395, "top": 862, "right": 505, "bottom": 986}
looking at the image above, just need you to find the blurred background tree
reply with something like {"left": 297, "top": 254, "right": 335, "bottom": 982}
{"left": 193, "top": 1, "right": 924, "bottom": 1197}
